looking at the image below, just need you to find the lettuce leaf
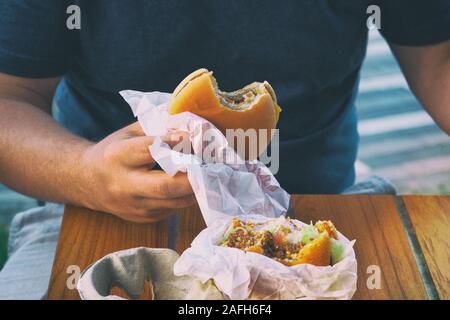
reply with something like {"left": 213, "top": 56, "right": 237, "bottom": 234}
{"left": 331, "top": 238, "right": 344, "bottom": 264}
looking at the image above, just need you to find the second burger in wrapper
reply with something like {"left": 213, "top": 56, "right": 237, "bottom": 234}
{"left": 174, "top": 214, "right": 357, "bottom": 300}
{"left": 221, "top": 217, "right": 344, "bottom": 267}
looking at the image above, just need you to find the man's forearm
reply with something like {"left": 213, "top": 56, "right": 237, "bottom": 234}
{"left": 411, "top": 56, "right": 450, "bottom": 135}
{"left": 0, "top": 98, "right": 93, "bottom": 205}
{"left": 430, "top": 60, "right": 450, "bottom": 134}
{"left": 391, "top": 41, "right": 450, "bottom": 135}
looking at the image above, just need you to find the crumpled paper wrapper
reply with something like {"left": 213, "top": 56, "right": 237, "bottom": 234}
{"left": 120, "top": 90, "right": 357, "bottom": 300}
{"left": 120, "top": 90, "right": 290, "bottom": 225}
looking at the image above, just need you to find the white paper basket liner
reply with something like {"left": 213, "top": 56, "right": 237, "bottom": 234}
{"left": 174, "top": 215, "right": 357, "bottom": 300}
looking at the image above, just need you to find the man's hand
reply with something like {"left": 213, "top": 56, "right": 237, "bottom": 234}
{"left": 81, "top": 122, "right": 195, "bottom": 223}
{"left": 0, "top": 73, "right": 195, "bottom": 223}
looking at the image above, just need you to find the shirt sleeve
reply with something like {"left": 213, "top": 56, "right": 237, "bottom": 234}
{"left": 377, "top": 0, "right": 450, "bottom": 46}
{"left": 0, "top": 0, "right": 76, "bottom": 78}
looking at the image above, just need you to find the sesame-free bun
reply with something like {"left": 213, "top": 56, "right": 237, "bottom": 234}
{"left": 169, "top": 69, "right": 281, "bottom": 160}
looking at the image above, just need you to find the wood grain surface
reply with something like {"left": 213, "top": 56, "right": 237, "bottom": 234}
{"left": 291, "top": 195, "right": 427, "bottom": 300}
{"left": 402, "top": 196, "right": 450, "bottom": 300}
{"left": 48, "top": 195, "right": 437, "bottom": 300}
{"left": 176, "top": 203, "right": 206, "bottom": 253}
{"left": 47, "top": 206, "right": 168, "bottom": 300}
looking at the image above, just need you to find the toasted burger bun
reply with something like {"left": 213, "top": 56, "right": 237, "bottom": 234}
{"left": 169, "top": 69, "right": 281, "bottom": 160}
{"left": 282, "top": 233, "right": 332, "bottom": 267}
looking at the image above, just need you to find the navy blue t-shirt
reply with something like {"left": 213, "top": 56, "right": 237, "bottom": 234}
{"left": 1, "top": 0, "right": 449, "bottom": 194}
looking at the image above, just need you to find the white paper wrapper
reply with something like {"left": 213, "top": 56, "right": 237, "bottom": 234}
{"left": 120, "top": 89, "right": 357, "bottom": 300}
{"left": 174, "top": 215, "right": 357, "bottom": 300}
{"left": 119, "top": 90, "right": 290, "bottom": 225}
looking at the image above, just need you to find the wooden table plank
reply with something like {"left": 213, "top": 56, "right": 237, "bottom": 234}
{"left": 48, "top": 195, "right": 430, "bottom": 300}
{"left": 176, "top": 204, "right": 206, "bottom": 254}
{"left": 402, "top": 196, "right": 450, "bottom": 300}
{"left": 291, "top": 195, "right": 428, "bottom": 300}
{"left": 47, "top": 206, "right": 169, "bottom": 300}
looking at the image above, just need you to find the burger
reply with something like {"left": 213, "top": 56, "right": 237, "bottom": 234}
{"left": 169, "top": 69, "right": 282, "bottom": 160}
{"left": 220, "top": 216, "right": 345, "bottom": 266}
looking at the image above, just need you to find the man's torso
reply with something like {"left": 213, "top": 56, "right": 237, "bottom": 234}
{"left": 55, "top": 0, "right": 370, "bottom": 193}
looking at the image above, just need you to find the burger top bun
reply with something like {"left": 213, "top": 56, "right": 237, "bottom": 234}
{"left": 169, "top": 69, "right": 282, "bottom": 160}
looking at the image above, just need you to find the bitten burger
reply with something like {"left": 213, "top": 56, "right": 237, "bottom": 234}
{"left": 169, "top": 69, "right": 282, "bottom": 159}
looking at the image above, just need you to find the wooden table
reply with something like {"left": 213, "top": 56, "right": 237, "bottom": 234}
{"left": 47, "top": 195, "right": 450, "bottom": 300}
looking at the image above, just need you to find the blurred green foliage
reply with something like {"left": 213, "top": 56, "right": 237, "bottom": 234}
{"left": 438, "top": 183, "right": 450, "bottom": 195}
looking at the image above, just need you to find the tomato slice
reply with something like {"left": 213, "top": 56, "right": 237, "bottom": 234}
{"left": 274, "top": 230, "right": 285, "bottom": 245}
